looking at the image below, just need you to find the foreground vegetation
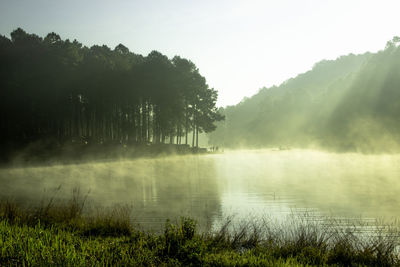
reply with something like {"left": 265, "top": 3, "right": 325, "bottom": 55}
{"left": 1, "top": 195, "right": 399, "bottom": 266}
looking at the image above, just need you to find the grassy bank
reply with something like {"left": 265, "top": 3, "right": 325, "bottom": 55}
{"left": 0, "top": 198, "right": 399, "bottom": 266}
{"left": 1, "top": 142, "right": 211, "bottom": 168}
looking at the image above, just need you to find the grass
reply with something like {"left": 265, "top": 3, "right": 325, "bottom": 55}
{"left": 1, "top": 196, "right": 399, "bottom": 266}
{"left": 2, "top": 142, "right": 210, "bottom": 167}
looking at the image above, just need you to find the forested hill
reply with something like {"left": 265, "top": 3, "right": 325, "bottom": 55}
{"left": 0, "top": 28, "right": 223, "bottom": 154}
{"left": 209, "top": 37, "right": 400, "bottom": 153}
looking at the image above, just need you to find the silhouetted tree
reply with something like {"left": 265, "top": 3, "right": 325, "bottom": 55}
{"left": 0, "top": 28, "right": 223, "bottom": 151}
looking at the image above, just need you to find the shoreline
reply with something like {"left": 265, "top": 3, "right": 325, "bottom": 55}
{"left": 0, "top": 142, "right": 218, "bottom": 168}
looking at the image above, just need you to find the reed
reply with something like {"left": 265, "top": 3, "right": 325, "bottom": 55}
{"left": 1, "top": 196, "right": 399, "bottom": 266}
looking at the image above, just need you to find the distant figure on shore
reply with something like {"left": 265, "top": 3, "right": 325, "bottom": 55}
{"left": 210, "top": 146, "right": 219, "bottom": 152}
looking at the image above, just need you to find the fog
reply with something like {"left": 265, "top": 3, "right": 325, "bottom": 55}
{"left": 208, "top": 41, "right": 400, "bottom": 153}
{"left": 1, "top": 29, "right": 400, "bottom": 235}
{"left": 1, "top": 150, "right": 399, "bottom": 230}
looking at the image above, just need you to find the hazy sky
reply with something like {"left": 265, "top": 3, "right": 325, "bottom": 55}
{"left": 1, "top": 0, "right": 399, "bottom": 106}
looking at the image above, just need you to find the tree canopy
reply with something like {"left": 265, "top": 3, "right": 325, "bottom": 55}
{"left": 0, "top": 28, "right": 223, "bottom": 150}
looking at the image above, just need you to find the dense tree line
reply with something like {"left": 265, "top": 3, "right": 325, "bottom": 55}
{"left": 209, "top": 37, "right": 400, "bottom": 153}
{"left": 0, "top": 28, "right": 223, "bottom": 150}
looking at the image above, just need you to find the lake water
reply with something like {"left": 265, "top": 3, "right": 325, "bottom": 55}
{"left": 1, "top": 149, "right": 400, "bottom": 232}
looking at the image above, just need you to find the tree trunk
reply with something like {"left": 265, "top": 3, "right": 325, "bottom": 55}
{"left": 185, "top": 106, "right": 188, "bottom": 145}
{"left": 196, "top": 126, "right": 199, "bottom": 148}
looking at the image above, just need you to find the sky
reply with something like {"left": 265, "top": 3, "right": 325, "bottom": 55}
{"left": 1, "top": 0, "right": 399, "bottom": 107}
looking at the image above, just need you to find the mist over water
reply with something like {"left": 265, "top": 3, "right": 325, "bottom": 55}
{"left": 1, "top": 150, "right": 399, "bottom": 231}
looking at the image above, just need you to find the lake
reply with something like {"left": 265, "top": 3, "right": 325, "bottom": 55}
{"left": 1, "top": 149, "right": 399, "bottom": 232}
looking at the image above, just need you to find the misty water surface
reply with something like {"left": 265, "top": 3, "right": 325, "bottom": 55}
{"left": 1, "top": 150, "right": 399, "bottom": 231}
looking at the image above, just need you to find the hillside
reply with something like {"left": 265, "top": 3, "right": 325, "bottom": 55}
{"left": 209, "top": 38, "right": 400, "bottom": 153}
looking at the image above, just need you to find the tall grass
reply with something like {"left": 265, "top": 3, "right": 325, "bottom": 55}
{"left": 206, "top": 214, "right": 400, "bottom": 266}
{"left": 0, "top": 188, "right": 132, "bottom": 237}
{"left": 1, "top": 195, "right": 399, "bottom": 266}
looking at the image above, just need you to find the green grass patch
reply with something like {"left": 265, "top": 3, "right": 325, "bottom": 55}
{"left": 1, "top": 198, "right": 399, "bottom": 266}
